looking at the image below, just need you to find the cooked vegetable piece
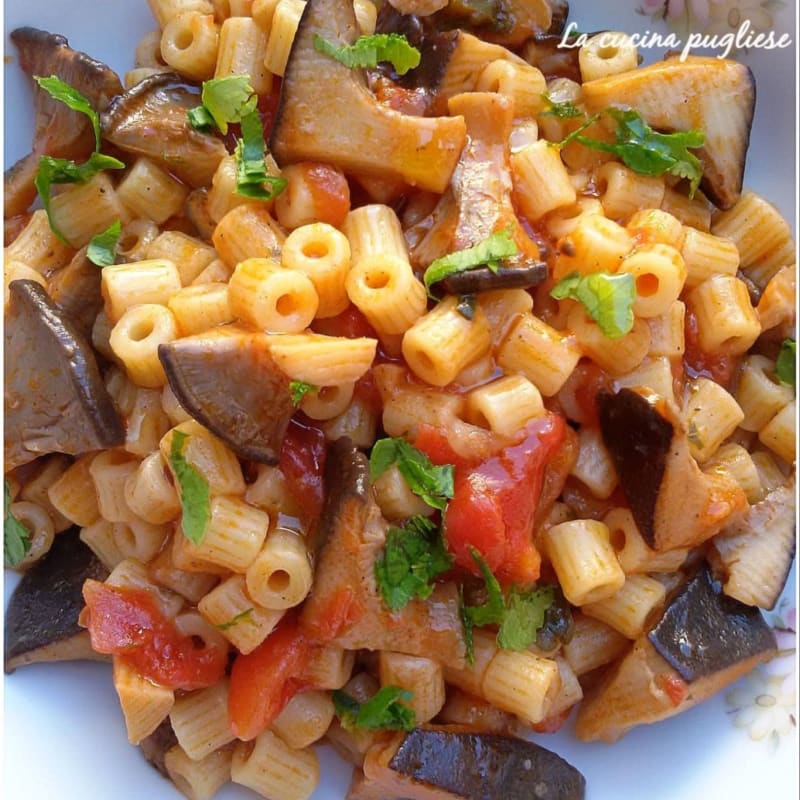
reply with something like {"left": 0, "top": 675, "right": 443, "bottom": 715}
{"left": 596, "top": 388, "right": 746, "bottom": 551}
{"left": 575, "top": 567, "right": 777, "bottom": 743}
{"left": 47, "top": 246, "right": 104, "bottom": 338}
{"left": 5, "top": 27, "right": 123, "bottom": 217}
{"left": 711, "top": 478, "right": 796, "bottom": 610}
{"left": 4, "top": 527, "right": 108, "bottom": 672}
{"left": 159, "top": 327, "right": 296, "bottom": 464}
{"left": 139, "top": 719, "right": 179, "bottom": 779}
{"left": 4, "top": 280, "right": 125, "bottom": 470}
{"left": 300, "top": 438, "right": 466, "bottom": 666}
{"left": 348, "top": 726, "right": 586, "bottom": 799}
{"left": 101, "top": 72, "right": 228, "bottom": 187}
{"left": 435, "top": 260, "right": 547, "bottom": 296}
{"left": 581, "top": 56, "right": 756, "bottom": 209}
{"left": 270, "top": 0, "right": 466, "bottom": 193}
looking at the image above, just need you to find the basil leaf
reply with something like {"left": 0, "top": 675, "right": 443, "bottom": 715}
{"left": 168, "top": 430, "right": 211, "bottom": 545}
{"left": 423, "top": 229, "right": 518, "bottom": 297}
{"left": 34, "top": 74, "right": 102, "bottom": 150}
{"left": 375, "top": 516, "right": 453, "bottom": 611}
{"left": 562, "top": 108, "right": 705, "bottom": 196}
{"left": 369, "top": 438, "right": 454, "bottom": 511}
{"left": 87, "top": 219, "right": 122, "bottom": 267}
{"left": 313, "top": 33, "right": 421, "bottom": 76}
{"left": 332, "top": 686, "right": 416, "bottom": 731}
{"left": 497, "top": 585, "right": 555, "bottom": 651}
{"left": 540, "top": 93, "right": 583, "bottom": 119}
{"left": 289, "top": 381, "right": 317, "bottom": 406}
{"left": 462, "top": 549, "right": 505, "bottom": 629}
{"left": 190, "top": 75, "right": 258, "bottom": 134}
{"left": 234, "top": 111, "right": 287, "bottom": 201}
{"left": 551, "top": 270, "right": 636, "bottom": 339}
{"left": 775, "top": 339, "right": 796, "bottom": 388}
{"left": 35, "top": 152, "right": 126, "bottom": 244}
{"left": 4, "top": 479, "right": 31, "bottom": 568}
{"left": 214, "top": 608, "right": 255, "bottom": 631}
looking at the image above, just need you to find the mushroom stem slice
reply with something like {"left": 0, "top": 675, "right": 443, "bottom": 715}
{"left": 270, "top": 0, "right": 466, "bottom": 193}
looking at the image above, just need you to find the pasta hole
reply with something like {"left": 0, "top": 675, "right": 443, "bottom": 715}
{"left": 413, "top": 350, "right": 436, "bottom": 375}
{"left": 174, "top": 30, "right": 194, "bottom": 50}
{"left": 268, "top": 569, "right": 291, "bottom": 593}
{"left": 276, "top": 294, "right": 298, "bottom": 316}
{"left": 118, "top": 233, "right": 139, "bottom": 253}
{"left": 597, "top": 45, "right": 619, "bottom": 60}
{"left": 365, "top": 270, "right": 390, "bottom": 290}
{"left": 190, "top": 635, "right": 207, "bottom": 650}
{"left": 318, "top": 386, "right": 338, "bottom": 402}
{"left": 302, "top": 242, "right": 328, "bottom": 259}
{"left": 636, "top": 274, "right": 659, "bottom": 297}
{"left": 609, "top": 527, "right": 626, "bottom": 552}
{"left": 128, "top": 318, "right": 155, "bottom": 341}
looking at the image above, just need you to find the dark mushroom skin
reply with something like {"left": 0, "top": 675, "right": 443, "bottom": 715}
{"left": 139, "top": 718, "right": 179, "bottom": 779}
{"left": 101, "top": 72, "right": 228, "bottom": 188}
{"left": 581, "top": 56, "right": 756, "bottom": 209}
{"left": 270, "top": 0, "right": 466, "bottom": 193}
{"left": 5, "top": 28, "right": 123, "bottom": 217}
{"left": 435, "top": 259, "right": 547, "bottom": 296}
{"left": 158, "top": 326, "right": 296, "bottom": 465}
{"left": 4, "top": 280, "right": 125, "bottom": 470}
{"left": 575, "top": 567, "right": 776, "bottom": 743}
{"left": 596, "top": 388, "right": 746, "bottom": 551}
{"left": 4, "top": 527, "right": 109, "bottom": 673}
{"left": 348, "top": 726, "right": 585, "bottom": 800}
{"left": 300, "top": 438, "right": 466, "bottom": 666}
{"left": 710, "top": 478, "right": 796, "bottom": 610}
{"left": 47, "top": 247, "right": 104, "bottom": 340}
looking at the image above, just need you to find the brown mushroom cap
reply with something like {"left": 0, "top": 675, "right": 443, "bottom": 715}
{"left": 4, "top": 280, "right": 125, "bottom": 470}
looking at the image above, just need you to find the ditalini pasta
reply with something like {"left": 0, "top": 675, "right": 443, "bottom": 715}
{"left": 3, "top": 2, "right": 796, "bottom": 800}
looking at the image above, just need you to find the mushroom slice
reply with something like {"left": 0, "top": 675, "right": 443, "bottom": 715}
{"left": 139, "top": 718, "right": 179, "bottom": 779}
{"left": 101, "top": 73, "right": 228, "bottom": 188}
{"left": 47, "top": 246, "right": 104, "bottom": 340}
{"left": 300, "top": 438, "right": 466, "bottom": 666}
{"left": 581, "top": 56, "right": 755, "bottom": 210}
{"left": 710, "top": 478, "right": 796, "bottom": 610}
{"left": 411, "top": 92, "right": 541, "bottom": 274}
{"left": 5, "top": 27, "right": 123, "bottom": 216}
{"left": 435, "top": 260, "right": 547, "bottom": 295}
{"left": 596, "top": 388, "right": 746, "bottom": 552}
{"left": 348, "top": 727, "right": 586, "bottom": 800}
{"left": 4, "top": 527, "right": 109, "bottom": 672}
{"left": 269, "top": 0, "right": 466, "bottom": 193}
{"left": 4, "top": 280, "right": 125, "bottom": 470}
{"left": 575, "top": 567, "right": 777, "bottom": 743}
{"left": 159, "top": 326, "right": 295, "bottom": 465}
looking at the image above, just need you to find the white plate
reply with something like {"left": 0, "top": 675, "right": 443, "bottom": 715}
{"left": 3, "top": 1, "right": 798, "bottom": 799}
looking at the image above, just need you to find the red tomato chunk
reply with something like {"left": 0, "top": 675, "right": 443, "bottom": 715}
{"left": 81, "top": 580, "right": 227, "bottom": 691}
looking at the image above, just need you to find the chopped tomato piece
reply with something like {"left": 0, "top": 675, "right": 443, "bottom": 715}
{"left": 228, "top": 614, "right": 313, "bottom": 740}
{"left": 684, "top": 309, "right": 739, "bottom": 386}
{"left": 302, "top": 586, "right": 365, "bottom": 641}
{"left": 81, "top": 580, "right": 227, "bottom": 691}
{"left": 416, "top": 414, "right": 567, "bottom": 585}
{"left": 279, "top": 418, "right": 327, "bottom": 528}
{"left": 658, "top": 672, "right": 690, "bottom": 707}
{"left": 283, "top": 162, "right": 351, "bottom": 228}
{"left": 311, "top": 305, "right": 377, "bottom": 340}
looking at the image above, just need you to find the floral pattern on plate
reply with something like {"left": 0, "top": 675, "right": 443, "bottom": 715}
{"left": 726, "top": 601, "right": 797, "bottom": 750}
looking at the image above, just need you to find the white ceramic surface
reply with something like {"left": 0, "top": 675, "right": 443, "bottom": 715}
{"left": 3, "top": 1, "right": 798, "bottom": 799}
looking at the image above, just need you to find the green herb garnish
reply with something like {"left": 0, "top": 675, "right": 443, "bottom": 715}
{"left": 559, "top": 107, "right": 705, "bottom": 196}
{"left": 4, "top": 479, "right": 31, "bottom": 568}
{"left": 234, "top": 110, "right": 287, "bottom": 201}
{"left": 168, "top": 430, "right": 211, "bottom": 545}
{"left": 370, "top": 438, "right": 454, "bottom": 512}
{"left": 550, "top": 270, "right": 636, "bottom": 339}
{"left": 375, "top": 516, "right": 454, "bottom": 611}
{"left": 461, "top": 550, "right": 556, "bottom": 663}
{"left": 540, "top": 93, "right": 583, "bottom": 119}
{"left": 214, "top": 608, "right": 255, "bottom": 631}
{"left": 87, "top": 219, "right": 122, "bottom": 267}
{"left": 423, "top": 229, "right": 518, "bottom": 298}
{"left": 34, "top": 75, "right": 103, "bottom": 150}
{"left": 188, "top": 75, "right": 258, "bottom": 134}
{"left": 313, "top": 33, "right": 421, "bottom": 76}
{"left": 289, "top": 380, "right": 318, "bottom": 405}
{"left": 332, "top": 686, "right": 416, "bottom": 731}
{"left": 775, "top": 339, "right": 796, "bottom": 388}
